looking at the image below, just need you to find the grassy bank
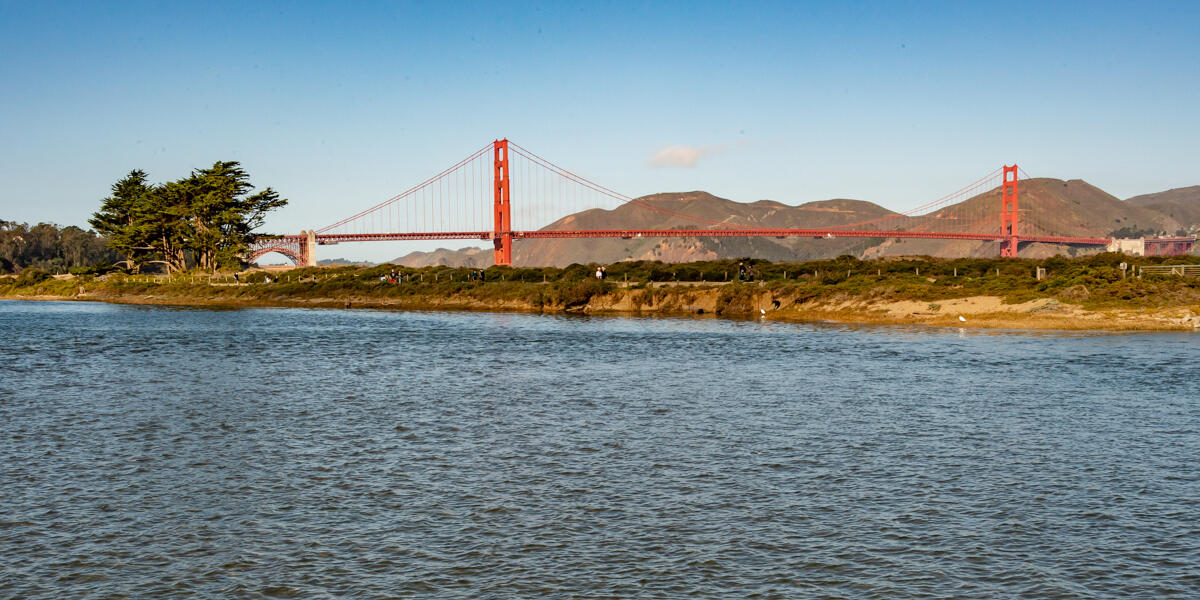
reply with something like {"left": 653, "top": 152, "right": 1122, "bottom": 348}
{"left": 4, "top": 254, "right": 1200, "bottom": 330}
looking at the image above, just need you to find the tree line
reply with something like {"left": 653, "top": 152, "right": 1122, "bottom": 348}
{"left": 90, "top": 162, "right": 286, "bottom": 273}
{"left": 3, "top": 162, "right": 286, "bottom": 275}
{"left": 0, "top": 221, "right": 117, "bottom": 274}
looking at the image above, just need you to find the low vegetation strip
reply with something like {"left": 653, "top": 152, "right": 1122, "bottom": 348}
{"left": 4, "top": 254, "right": 1200, "bottom": 330}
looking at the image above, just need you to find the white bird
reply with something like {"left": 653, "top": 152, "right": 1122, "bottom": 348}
{"left": 958, "top": 316, "right": 967, "bottom": 322}
{"left": 760, "top": 309, "right": 766, "bottom": 315}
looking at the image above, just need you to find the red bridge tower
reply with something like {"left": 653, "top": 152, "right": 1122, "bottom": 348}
{"left": 493, "top": 139, "right": 513, "bottom": 266}
{"left": 1000, "top": 164, "right": 1019, "bottom": 257}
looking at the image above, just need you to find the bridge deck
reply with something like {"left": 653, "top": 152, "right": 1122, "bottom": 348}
{"left": 301, "top": 230, "right": 1111, "bottom": 246}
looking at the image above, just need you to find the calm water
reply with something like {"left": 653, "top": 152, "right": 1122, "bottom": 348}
{"left": 1, "top": 300, "right": 1198, "bottom": 598}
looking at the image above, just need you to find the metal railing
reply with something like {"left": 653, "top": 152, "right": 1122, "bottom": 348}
{"left": 1138, "top": 264, "right": 1200, "bottom": 277}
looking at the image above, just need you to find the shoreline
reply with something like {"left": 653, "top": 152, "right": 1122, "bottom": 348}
{"left": 5, "top": 284, "right": 1199, "bottom": 332}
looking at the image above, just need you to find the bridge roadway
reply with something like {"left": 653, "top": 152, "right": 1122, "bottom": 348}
{"left": 301, "top": 230, "right": 1112, "bottom": 246}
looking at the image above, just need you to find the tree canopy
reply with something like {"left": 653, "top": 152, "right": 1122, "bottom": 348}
{"left": 90, "top": 162, "right": 287, "bottom": 272}
{"left": 0, "top": 220, "right": 117, "bottom": 274}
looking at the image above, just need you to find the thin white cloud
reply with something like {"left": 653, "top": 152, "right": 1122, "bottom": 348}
{"left": 647, "top": 140, "right": 750, "bottom": 168}
{"left": 647, "top": 144, "right": 725, "bottom": 168}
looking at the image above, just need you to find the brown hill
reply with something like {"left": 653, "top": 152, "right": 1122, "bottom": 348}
{"left": 393, "top": 179, "right": 1194, "bottom": 266}
{"left": 393, "top": 246, "right": 493, "bottom": 268}
{"left": 512, "top": 192, "right": 897, "bottom": 266}
{"left": 1126, "top": 186, "right": 1200, "bottom": 234}
{"left": 1014, "top": 179, "right": 1177, "bottom": 237}
{"left": 395, "top": 192, "right": 899, "bottom": 267}
{"left": 868, "top": 178, "right": 1181, "bottom": 259}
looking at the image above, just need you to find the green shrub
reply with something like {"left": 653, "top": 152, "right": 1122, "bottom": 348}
{"left": 552, "top": 279, "right": 611, "bottom": 308}
{"left": 16, "top": 269, "right": 50, "bottom": 286}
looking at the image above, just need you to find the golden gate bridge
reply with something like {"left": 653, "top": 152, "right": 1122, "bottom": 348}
{"left": 248, "top": 139, "right": 1187, "bottom": 267}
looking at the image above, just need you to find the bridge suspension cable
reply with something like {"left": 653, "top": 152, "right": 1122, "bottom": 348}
{"left": 507, "top": 142, "right": 757, "bottom": 230}
{"left": 315, "top": 141, "right": 495, "bottom": 236}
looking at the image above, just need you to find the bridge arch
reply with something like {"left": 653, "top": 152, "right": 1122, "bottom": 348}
{"left": 247, "top": 246, "right": 303, "bottom": 266}
{"left": 246, "top": 232, "right": 313, "bottom": 267}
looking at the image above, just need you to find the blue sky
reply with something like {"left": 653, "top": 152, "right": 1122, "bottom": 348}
{"left": 2, "top": 1, "right": 1198, "bottom": 261}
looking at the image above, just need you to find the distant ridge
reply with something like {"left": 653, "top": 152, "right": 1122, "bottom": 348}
{"left": 318, "top": 258, "right": 375, "bottom": 267}
{"left": 388, "top": 180, "right": 1199, "bottom": 267}
{"left": 1126, "top": 185, "right": 1200, "bottom": 235}
{"left": 392, "top": 246, "right": 492, "bottom": 268}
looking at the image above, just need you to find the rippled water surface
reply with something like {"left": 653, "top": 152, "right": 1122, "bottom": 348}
{"left": 2, "top": 300, "right": 1198, "bottom": 598}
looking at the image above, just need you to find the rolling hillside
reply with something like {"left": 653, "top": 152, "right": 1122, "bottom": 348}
{"left": 394, "top": 180, "right": 1197, "bottom": 267}
{"left": 511, "top": 192, "right": 897, "bottom": 266}
{"left": 1125, "top": 185, "right": 1200, "bottom": 233}
{"left": 868, "top": 178, "right": 1181, "bottom": 259}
